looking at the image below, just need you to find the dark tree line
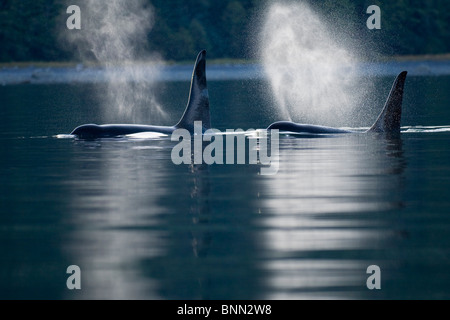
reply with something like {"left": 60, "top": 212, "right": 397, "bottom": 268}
{"left": 0, "top": 0, "right": 449, "bottom": 62}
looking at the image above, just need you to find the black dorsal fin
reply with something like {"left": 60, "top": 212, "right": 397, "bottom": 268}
{"left": 368, "top": 71, "right": 407, "bottom": 133}
{"left": 175, "top": 50, "right": 211, "bottom": 132}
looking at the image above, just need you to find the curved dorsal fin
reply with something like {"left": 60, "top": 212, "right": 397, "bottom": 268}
{"left": 175, "top": 50, "right": 211, "bottom": 132}
{"left": 368, "top": 71, "right": 407, "bottom": 133}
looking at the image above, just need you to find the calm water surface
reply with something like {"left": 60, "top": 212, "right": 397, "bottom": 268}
{"left": 1, "top": 74, "right": 450, "bottom": 299}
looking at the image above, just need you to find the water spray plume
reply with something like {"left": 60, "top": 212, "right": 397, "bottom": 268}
{"left": 260, "top": 2, "right": 366, "bottom": 126}
{"left": 64, "top": 0, "right": 166, "bottom": 123}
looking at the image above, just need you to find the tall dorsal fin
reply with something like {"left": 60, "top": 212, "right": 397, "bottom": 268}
{"left": 175, "top": 50, "right": 211, "bottom": 132}
{"left": 368, "top": 71, "right": 407, "bottom": 133}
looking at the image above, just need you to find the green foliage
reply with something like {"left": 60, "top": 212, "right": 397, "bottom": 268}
{"left": 0, "top": 0, "right": 449, "bottom": 62}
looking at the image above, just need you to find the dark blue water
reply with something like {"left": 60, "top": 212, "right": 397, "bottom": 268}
{"left": 1, "top": 74, "right": 450, "bottom": 299}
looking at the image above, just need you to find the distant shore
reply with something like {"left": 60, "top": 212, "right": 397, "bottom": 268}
{"left": 1, "top": 54, "right": 450, "bottom": 85}
{"left": 1, "top": 53, "right": 450, "bottom": 68}
{"left": 388, "top": 53, "right": 450, "bottom": 62}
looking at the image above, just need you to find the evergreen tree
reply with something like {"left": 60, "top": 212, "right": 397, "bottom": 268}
{"left": 0, "top": 0, "right": 449, "bottom": 62}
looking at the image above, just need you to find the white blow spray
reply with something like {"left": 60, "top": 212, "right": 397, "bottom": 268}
{"left": 260, "top": 2, "right": 367, "bottom": 126}
{"left": 64, "top": 0, "right": 166, "bottom": 123}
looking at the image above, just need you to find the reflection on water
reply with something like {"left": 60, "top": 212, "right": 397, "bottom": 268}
{"left": 55, "top": 133, "right": 407, "bottom": 300}
{"left": 62, "top": 138, "right": 264, "bottom": 299}
{"left": 1, "top": 77, "right": 450, "bottom": 299}
{"left": 63, "top": 140, "right": 174, "bottom": 299}
{"left": 258, "top": 135, "right": 405, "bottom": 299}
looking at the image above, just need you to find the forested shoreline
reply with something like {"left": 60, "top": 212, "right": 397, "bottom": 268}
{"left": 1, "top": 0, "right": 449, "bottom": 63}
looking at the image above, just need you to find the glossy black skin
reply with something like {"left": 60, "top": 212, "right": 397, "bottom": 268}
{"left": 267, "top": 71, "right": 407, "bottom": 135}
{"left": 70, "top": 50, "right": 210, "bottom": 139}
{"left": 70, "top": 124, "right": 175, "bottom": 139}
{"left": 267, "top": 121, "right": 353, "bottom": 134}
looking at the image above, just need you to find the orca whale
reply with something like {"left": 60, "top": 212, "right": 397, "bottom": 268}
{"left": 70, "top": 50, "right": 211, "bottom": 139}
{"left": 267, "top": 71, "right": 407, "bottom": 134}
